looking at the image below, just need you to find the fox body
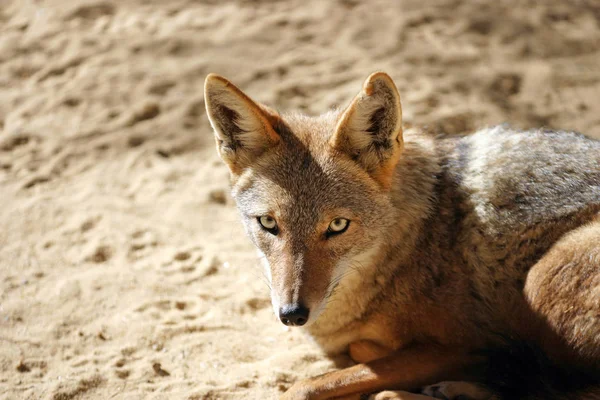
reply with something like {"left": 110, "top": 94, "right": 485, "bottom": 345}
{"left": 204, "top": 72, "right": 600, "bottom": 400}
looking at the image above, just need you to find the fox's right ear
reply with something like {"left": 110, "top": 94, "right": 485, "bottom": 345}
{"left": 204, "top": 74, "right": 280, "bottom": 174}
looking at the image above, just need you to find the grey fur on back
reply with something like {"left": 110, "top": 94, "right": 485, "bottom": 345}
{"left": 457, "top": 126, "right": 600, "bottom": 235}
{"left": 428, "top": 126, "right": 600, "bottom": 331}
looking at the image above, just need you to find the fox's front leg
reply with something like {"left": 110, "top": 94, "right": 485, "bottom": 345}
{"left": 281, "top": 345, "right": 480, "bottom": 400}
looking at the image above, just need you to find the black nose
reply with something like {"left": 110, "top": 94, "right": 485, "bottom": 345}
{"left": 279, "top": 304, "right": 310, "bottom": 326}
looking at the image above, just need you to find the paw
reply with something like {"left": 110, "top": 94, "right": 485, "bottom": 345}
{"left": 369, "top": 391, "right": 438, "bottom": 400}
{"left": 369, "top": 391, "right": 405, "bottom": 400}
{"left": 421, "top": 381, "right": 493, "bottom": 400}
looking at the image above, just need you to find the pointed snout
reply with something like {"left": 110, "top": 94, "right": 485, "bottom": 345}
{"left": 279, "top": 304, "right": 310, "bottom": 327}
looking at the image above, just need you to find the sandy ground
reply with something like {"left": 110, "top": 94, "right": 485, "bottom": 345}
{"left": 1, "top": 0, "right": 599, "bottom": 399}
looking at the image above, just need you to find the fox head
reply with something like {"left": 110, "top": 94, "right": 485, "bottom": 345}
{"left": 204, "top": 72, "right": 404, "bottom": 327}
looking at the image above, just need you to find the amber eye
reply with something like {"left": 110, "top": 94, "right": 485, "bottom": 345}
{"left": 258, "top": 215, "right": 278, "bottom": 234}
{"left": 327, "top": 218, "right": 349, "bottom": 237}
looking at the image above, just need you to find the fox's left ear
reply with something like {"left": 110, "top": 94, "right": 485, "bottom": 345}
{"left": 204, "top": 74, "right": 280, "bottom": 174}
{"left": 330, "top": 72, "right": 403, "bottom": 189}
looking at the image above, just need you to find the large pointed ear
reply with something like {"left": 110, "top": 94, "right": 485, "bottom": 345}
{"left": 330, "top": 72, "right": 403, "bottom": 189}
{"left": 204, "top": 74, "right": 280, "bottom": 174}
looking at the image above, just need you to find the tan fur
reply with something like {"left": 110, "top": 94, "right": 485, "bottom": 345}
{"left": 204, "top": 73, "right": 281, "bottom": 174}
{"left": 331, "top": 72, "right": 404, "bottom": 189}
{"left": 524, "top": 217, "right": 600, "bottom": 363}
{"left": 204, "top": 72, "right": 600, "bottom": 400}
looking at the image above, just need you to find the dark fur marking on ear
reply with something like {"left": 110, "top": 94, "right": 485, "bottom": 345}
{"left": 367, "top": 107, "right": 387, "bottom": 135}
{"left": 271, "top": 117, "right": 294, "bottom": 141}
{"left": 216, "top": 105, "right": 246, "bottom": 151}
{"left": 301, "top": 152, "right": 312, "bottom": 170}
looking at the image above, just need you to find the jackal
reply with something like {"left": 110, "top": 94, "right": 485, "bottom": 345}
{"left": 204, "top": 72, "right": 600, "bottom": 400}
